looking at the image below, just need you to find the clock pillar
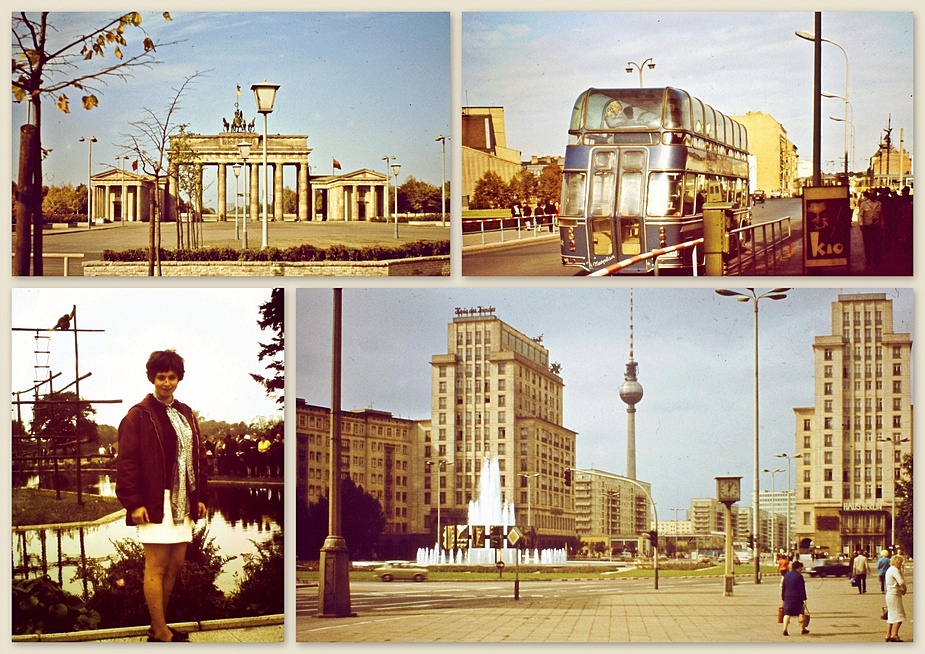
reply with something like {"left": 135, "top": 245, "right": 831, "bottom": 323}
{"left": 716, "top": 475, "right": 741, "bottom": 596}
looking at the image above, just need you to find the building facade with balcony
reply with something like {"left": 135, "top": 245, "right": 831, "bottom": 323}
{"left": 792, "top": 293, "right": 913, "bottom": 556}
{"left": 573, "top": 469, "right": 652, "bottom": 554}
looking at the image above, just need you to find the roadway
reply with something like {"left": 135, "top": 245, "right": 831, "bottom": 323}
{"left": 462, "top": 198, "right": 889, "bottom": 277}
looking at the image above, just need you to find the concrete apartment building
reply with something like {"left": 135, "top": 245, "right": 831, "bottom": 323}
{"left": 573, "top": 469, "right": 652, "bottom": 554}
{"left": 732, "top": 111, "right": 798, "bottom": 197}
{"left": 426, "top": 306, "right": 578, "bottom": 545}
{"left": 792, "top": 293, "right": 913, "bottom": 557}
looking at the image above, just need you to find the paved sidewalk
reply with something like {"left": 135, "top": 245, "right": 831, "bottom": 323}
{"left": 297, "top": 576, "right": 913, "bottom": 643}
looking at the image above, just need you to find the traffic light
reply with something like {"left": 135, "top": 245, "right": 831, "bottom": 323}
{"left": 489, "top": 525, "right": 504, "bottom": 549}
{"left": 564, "top": 468, "right": 572, "bottom": 486}
{"left": 649, "top": 530, "right": 658, "bottom": 547}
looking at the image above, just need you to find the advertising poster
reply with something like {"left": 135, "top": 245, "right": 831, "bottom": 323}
{"left": 802, "top": 186, "right": 852, "bottom": 269}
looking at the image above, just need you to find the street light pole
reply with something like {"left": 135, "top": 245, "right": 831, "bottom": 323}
{"left": 381, "top": 155, "right": 394, "bottom": 222}
{"left": 775, "top": 453, "right": 802, "bottom": 554}
{"left": 762, "top": 468, "right": 784, "bottom": 554}
{"left": 391, "top": 162, "right": 401, "bottom": 238}
{"left": 625, "top": 58, "right": 656, "bottom": 87}
{"left": 435, "top": 135, "right": 448, "bottom": 227}
{"left": 252, "top": 81, "right": 279, "bottom": 249}
{"left": 877, "top": 436, "right": 910, "bottom": 551}
{"left": 79, "top": 136, "right": 97, "bottom": 228}
{"left": 238, "top": 141, "right": 252, "bottom": 249}
{"left": 117, "top": 155, "right": 130, "bottom": 224}
{"left": 231, "top": 163, "right": 241, "bottom": 241}
{"left": 716, "top": 288, "right": 791, "bottom": 584}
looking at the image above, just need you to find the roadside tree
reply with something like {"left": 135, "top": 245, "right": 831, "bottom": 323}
{"left": 11, "top": 11, "right": 176, "bottom": 276}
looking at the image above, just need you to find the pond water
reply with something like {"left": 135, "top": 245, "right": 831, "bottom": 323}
{"left": 12, "top": 472, "right": 283, "bottom": 598}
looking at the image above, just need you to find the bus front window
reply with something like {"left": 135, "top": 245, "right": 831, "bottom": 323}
{"left": 561, "top": 172, "right": 587, "bottom": 216}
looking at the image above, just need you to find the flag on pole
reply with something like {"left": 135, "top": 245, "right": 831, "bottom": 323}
{"left": 236, "top": 85, "right": 241, "bottom": 95}
{"left": 132, "top": 159, "right": 138, "bottom": 171}
{"left": 333, "top": 158, "right": 342, "bottom": 170}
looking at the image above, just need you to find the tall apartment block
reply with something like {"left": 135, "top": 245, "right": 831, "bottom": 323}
{"left": 793, "top": 293, "right": 913, "bottom": 556}
{"left": 426, "top": 307, "right": 577, "bottom": 542}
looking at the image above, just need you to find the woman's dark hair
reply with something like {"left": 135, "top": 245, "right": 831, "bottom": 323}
{"left": 792, "top": 560, "right": 804, "bottom": 571}
{"left": 146, "top": 349, "right": 185, "bottom": 382}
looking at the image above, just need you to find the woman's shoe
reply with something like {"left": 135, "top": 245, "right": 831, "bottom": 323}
{"left": 148, "top": 627, "right": 189, "bottom": 642}
{"left": 801, "top": 628, "right": 810, "bottom": 635}
{"left": 782, "top": 631, "right": 789, "bottom": 636}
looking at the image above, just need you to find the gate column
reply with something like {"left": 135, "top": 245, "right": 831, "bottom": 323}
{"left": 274, "top": 162, "right": 284, "bottom": 221}
{"left": 298, "top": 160, "right": 310, "bottom": 221}
{"left": 217, "top": 162, "right": 227, "bottom": 221}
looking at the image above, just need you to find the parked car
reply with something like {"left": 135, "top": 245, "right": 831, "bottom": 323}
{"left": 807, "top": 558, "right": 851, "bottom": 578}
{"left": 373, "top": 560, "right": 429, "bottom": 582}
{"left": 751, "top": 190, "right": 766, "bottom": 204}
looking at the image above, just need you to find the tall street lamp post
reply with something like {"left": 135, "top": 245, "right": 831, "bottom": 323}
{"left": 427, "top": 460, "right": 454, "bottom": 551}
{"left": 237, "top": 141, "right": 252, "bottom": 249}
{"left": 671, "top": 508, "right": 683, "bottom": 556}
{"left": 775, "top": 452, "right": 802, "bottom": 554}
{"left": 796, "top": 24, "right": 849, "bottom": 181}
{"left": 435, "top": 135, "right": 448, "bottom": 227}
{"left": 251, "top": 81, "right": 279, "bottom": 250}
{"left": 391, "top": 162, "right": 401, "bottom": 238}
{"left": 381, "top": 155, "right": 394, "bottom": 223}
{"left": 822, "top": 91, "right": 853, "bottom": 174}
{"left": 762, "top": 468, "right": 784, "bottom": 553}
{"left": 625, "top": 58, "right": 656, "bottom": 87}
{"left": 116, "top": 155, "right": 130, "bottom": 224}
{"left": 231, "top": 163, "right": 241, "bottom": 241}
{"left": 876, "top": 436, "right": 910, "bottom": 550}
{"left": 79, "top": 136, "right": 97, "bottom": 228}
{"left": 716, "top": 288, "right": 791, "bottom": 583}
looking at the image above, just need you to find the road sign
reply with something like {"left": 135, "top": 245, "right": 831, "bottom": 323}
{"left": 507, "top": 526, "right": 524, "bottom": 547}
{"left": 471, "top": 525, "right": 485, "bottom": 548}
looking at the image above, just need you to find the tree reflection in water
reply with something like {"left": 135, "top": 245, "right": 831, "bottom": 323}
{"left": 12, "top": 474, "right": 283, "bottom": 598}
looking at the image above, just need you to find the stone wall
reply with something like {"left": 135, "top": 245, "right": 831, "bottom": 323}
{"left": 83, "top": 256, "right": 449, "bottom": 277}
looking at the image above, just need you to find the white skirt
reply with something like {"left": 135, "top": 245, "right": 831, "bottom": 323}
{"left": 136, "top": 489, "right": 193, "bottom": 544}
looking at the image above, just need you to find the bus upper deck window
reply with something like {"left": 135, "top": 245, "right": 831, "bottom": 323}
{"left": 664, "top": 88, "right": 691, "bottom": 130}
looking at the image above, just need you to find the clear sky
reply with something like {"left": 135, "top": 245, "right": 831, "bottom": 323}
{"left": 463, "top": 11, "right": 913, "bottom": 177}
{"left": 11, "top": 11, "right": 450, "bottom": 203}
{"left": 10, "top": 288, "right": 283, "bottom": 429}
{"left": 295, "top": 287, "right": 913, "bottom": 516}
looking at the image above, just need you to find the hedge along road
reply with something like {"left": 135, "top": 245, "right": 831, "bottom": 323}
{"left": 15, "top": 220, "right": 451, "bottom": 276}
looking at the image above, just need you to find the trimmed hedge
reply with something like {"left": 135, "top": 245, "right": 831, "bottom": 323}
{"left": 102, "top": 240, "right": 450, "bottom": 263}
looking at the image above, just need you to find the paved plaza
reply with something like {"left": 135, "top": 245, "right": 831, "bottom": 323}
{"left": 297, "top": 573, "right": 914, "bottom": 644}
{"left": 13, "top": 219, "right": 450, "bottom": 275}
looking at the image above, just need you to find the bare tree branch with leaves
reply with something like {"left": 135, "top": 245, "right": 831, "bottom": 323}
{"left": 11, "top": 11, "right": 177, "bottom": 275}
{"left": 122, "top": 71, "right": 206, "bottom": 275}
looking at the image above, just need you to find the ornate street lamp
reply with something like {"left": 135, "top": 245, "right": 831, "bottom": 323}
{"left": 626, "top": 58, "right": 656, "bottom": 87}
{"left": 252, "top": 81, "right": 279, "bottom": 249}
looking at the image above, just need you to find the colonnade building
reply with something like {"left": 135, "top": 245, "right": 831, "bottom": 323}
{"left": 793, "top": 293, "right": 913, "bottom": 556}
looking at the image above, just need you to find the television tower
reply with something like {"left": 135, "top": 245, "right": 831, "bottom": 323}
{"left": 619, "top": 290, "right": 644, "bottom": 479}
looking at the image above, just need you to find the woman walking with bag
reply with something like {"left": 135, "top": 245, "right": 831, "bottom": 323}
{"left": 780, "top": 560, "right": 809, "bottom": 636}
{"left": 885, "top": 555, "right": 907, "bottom": 642}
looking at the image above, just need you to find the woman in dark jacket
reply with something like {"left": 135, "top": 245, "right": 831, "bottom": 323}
{"left": 116, "top": 350, "right": 208, "bottom": 642}
{"left": 780, "top": 560, "right": 809, "bottom": 636}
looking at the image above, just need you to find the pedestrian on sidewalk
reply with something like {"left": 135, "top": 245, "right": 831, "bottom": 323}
{"left": 780, "top": 560, "right": 809, "bottom": 637}
{"left": 116, "top": 349, "right": 209, "bottom": 643}
{"left": 777, "top": 551, "right": 790, "bottom": 578}
{"left": 857, "top": 190, "right": 884, "bottom": 268}
{"left": 877, "top": 549, "right": 891, "bottom": 593}
{"left": 884, "top": 555, "right": 907, "bottom": 642}
{"left": 852, "top": 550, "right": 869, "bottom": 593}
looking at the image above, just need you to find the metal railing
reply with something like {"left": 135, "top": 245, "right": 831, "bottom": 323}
{"left": 725, "top": 216, "right": 793, "bottom": 275}
{"left": 462, "top": 216, "right": 557, "bottom": 245}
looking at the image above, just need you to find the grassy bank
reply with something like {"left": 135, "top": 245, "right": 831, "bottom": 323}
{"left": 11, "top": 488, "right": 123, "bottom": 527}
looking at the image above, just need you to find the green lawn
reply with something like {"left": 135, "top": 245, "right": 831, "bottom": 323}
{"left": 11, "top": 488, "right": 124, "bottom": 527}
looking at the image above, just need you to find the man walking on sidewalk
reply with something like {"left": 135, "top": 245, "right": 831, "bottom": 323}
{"left": 852, "top": 550, "right": 869, "bottom": 594}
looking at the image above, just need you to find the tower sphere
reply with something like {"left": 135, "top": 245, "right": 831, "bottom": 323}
{"left": 619, "top": 378, "right": 644, "bottom": 405}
